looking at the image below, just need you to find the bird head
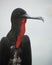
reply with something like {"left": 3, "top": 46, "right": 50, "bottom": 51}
{"left": 11, "top": 8, "right": 27, "bottom": 20}
{"left": 11, "top": 8, "right": 44, "bottom": 24}
{"left": 11, "top": 8, "right": 44, "bottom": 33}
{"left": 11, "top": 8, "right": 27, "bottom": 30}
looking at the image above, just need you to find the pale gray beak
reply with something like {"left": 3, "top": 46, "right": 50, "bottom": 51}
{"left": 21, "top": 13, "right": 44, "bottom": 22}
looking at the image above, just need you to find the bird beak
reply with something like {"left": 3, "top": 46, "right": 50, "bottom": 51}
{"left": 21, "top": 14, "right": 44, "bottom": 22}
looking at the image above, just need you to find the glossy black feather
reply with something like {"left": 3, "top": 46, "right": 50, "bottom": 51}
{"left": 0, "top": 37, "right": 10, "bottom": 65}
{"left": 0, "top": 35, "right": 32, "bottom": 65}
{"left": 0, "top": 8, "right": 32, "bottom": 65}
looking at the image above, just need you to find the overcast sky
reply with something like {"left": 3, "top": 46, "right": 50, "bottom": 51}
{"left": 0, "top": 0, "right": 52, "bottom": 65}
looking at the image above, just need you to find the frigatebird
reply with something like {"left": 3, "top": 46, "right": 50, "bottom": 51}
{"left": 0, "top": 8, "right": 44, "bottom": 65}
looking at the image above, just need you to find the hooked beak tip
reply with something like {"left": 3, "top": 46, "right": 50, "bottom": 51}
{"left": 39, "top": 17, "right": 44, "bottom": 22}
{"left": 22, "top": 14, "right": 44, "bottom": 22}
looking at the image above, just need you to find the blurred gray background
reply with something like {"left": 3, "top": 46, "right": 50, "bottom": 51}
{"left": 0, "top": 0, "right": 52, "bottom": 65}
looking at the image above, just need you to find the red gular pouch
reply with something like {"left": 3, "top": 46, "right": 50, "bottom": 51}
{"left": 15, "top": 18, "right": 27, "bottom": 48}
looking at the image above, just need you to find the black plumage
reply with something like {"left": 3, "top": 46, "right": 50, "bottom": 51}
{"left": 0, "top": 8, "right": 32, "bottom": 65}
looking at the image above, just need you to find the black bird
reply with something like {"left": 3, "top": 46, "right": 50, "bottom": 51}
{"left": 0, "top": 8, "right": 44, "bottom": 65}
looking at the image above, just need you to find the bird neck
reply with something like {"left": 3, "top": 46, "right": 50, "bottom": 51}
{"left": 7, "top": 18, "right": 26, "bottom": 47}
